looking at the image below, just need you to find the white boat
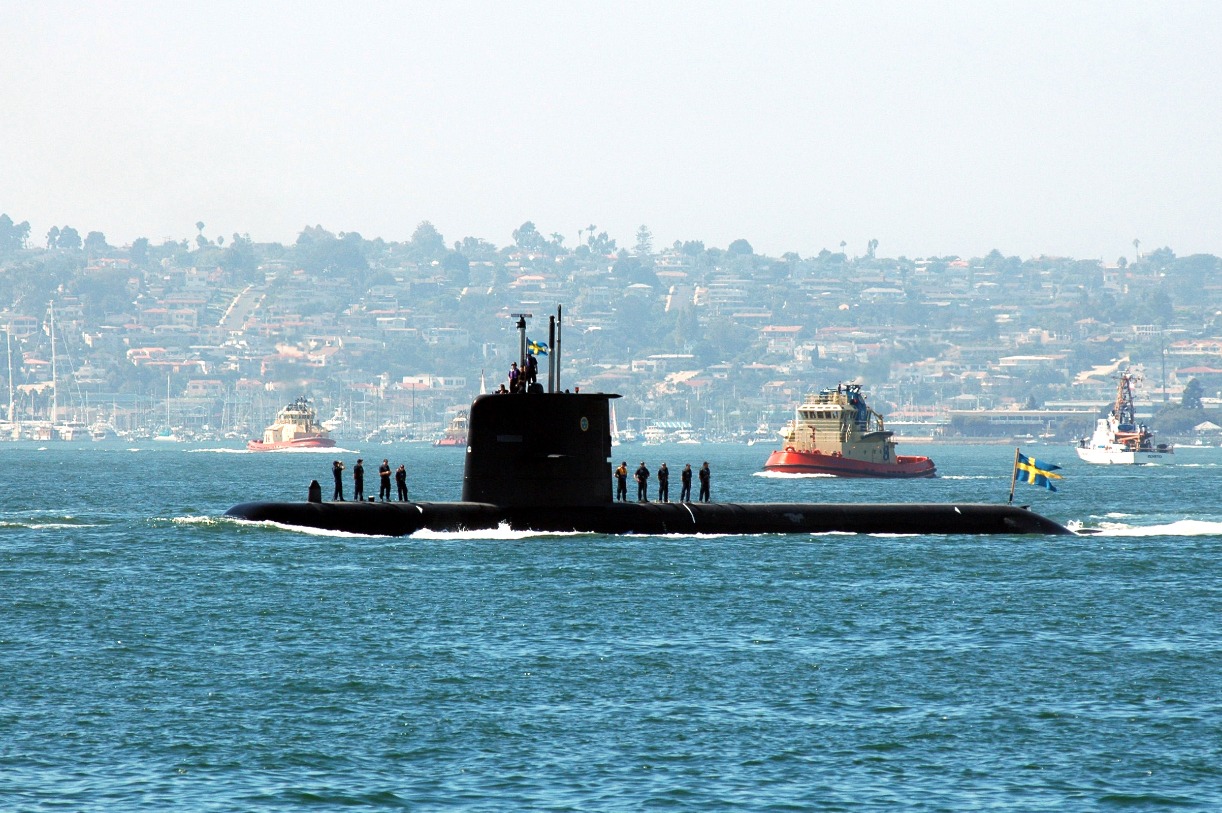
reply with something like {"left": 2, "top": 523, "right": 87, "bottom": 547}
{"left": 1075, "top": 372, "right": 1173, "bottom": 464}
{"left": 54, "top": 420, "right": 89, "bottom": 441}
{"left": 90, "top": 421, "right": 119, "bottom": 441}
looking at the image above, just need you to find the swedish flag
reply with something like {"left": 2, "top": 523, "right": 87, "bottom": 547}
{"left": 527, "top": 338, "right": 549, "bottom": 355}
{"left": 1015, "top": 452, "right": 1062, "bottom": 491}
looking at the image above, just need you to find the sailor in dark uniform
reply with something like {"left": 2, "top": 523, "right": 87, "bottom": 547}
{"left": 635, "top": 461, "right": 650, "bottom": 502}
{"left": 352, "top": 458, "right": 365, "bottom": 501}
{"left": 395, "top": 464, "right": 408, "bottom": 501}
{"left": 698, "top": 461, "right": 711, "bottom": 502}
{"left": 680, "top": 464, "right": 692, "bottom": 502}
{"left": 378, "top": 459, "right": 392, "bottom": 501}
{"left": 332, "top": 460, "right": 345, "bottom": 501}
{"left": 525, "top": 353, "right": 538, "bottom": 386}
{"left": 657, "top": 463, "right": 669, "bottom": 503}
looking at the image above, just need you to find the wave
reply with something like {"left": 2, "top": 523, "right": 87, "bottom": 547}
{"left": 413, "top": 523, "right": 588, "bottom": 541}
{"left": 170, "top": 516, "right": 228, "bottom": 527}
{"left": 0, "top": 520, "right": 105, "bottom": 529}
{"left": 937, "top": 475, "right": 993, "bottom": 480}
{"left": 1071, "top": 519, "right": 1222, "bottom": 537}
{"left": 225, "top": 517, "right": 395, "bottom": 538}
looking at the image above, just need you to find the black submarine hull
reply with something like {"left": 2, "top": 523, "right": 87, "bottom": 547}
{"left": 225, "top": 499, "right": 1074, "bottom": 536}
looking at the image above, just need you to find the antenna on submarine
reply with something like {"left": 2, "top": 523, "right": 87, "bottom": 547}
{"left": 510, "top": 312, "right": 531, "bottom": 369}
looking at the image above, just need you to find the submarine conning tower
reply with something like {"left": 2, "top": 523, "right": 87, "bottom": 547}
{"left": 461, "top": 390, "right": 619, "bottom": 507}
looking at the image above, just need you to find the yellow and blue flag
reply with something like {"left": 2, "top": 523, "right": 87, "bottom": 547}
{"left": 527, "top": 338, "right": 549, "bottom": 355}
{"left": 1015, "top": 452, "right": 1062, "bottom": 491}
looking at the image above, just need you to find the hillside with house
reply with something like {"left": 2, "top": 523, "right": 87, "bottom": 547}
{"left": 2, "top": 214, "right": 1220, "bottom": 443}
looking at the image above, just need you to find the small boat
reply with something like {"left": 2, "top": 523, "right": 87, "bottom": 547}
{"left": 433, "top": 411, "right": 468, "bottom": 447}
{"left": 247, "top": 397, "right": 336, "bottom": 452}
{"left": 763, "top": 384, "right": 936, "bottom": 477}
{"left": 1075, "top": 372, "right": 1173, "bottom": 464}
{"left": 90, "top": 420, "right": 119, "bottom": 441}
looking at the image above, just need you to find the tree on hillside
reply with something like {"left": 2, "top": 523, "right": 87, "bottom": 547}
{"left": 634, "top": 225, "right": 653, "bottom": 256}
{"left": 220, "top": 233, "right": 260, "bottom": 281}
{"left": 294, "top": 227, "right": 367, "bottom": 277}
{"left": 1182, "top": 378, "right": 1204, "bottom": 410}
{"left": 57, "top": 226, "right": 82, "bottom": 250}
{"left": 130, "top": 237, "right": 150, "bottom": 267}
{"left": 727, "top": 238, "right": 753, "bottom": 256}
{"left": 0, "top": 214, "right": 31, "bottom": 254}
{"left": 409, "top": 221, "right": 447, "bottom": 261}
{"left": 512, "top": 221, "right": 544, "bottom": 252}
{"left": 612, "top": 255, "right": 658, "bottom": 287}
{"left": 587, "top": 231, "right": 617, "bottom": 256}
{"left": 84, "top": 231, "right": 109, "bottom": 253}
{"left": 455, "top": 236, "right": 499, "bottom": 262}
{"left": 441, "top": 250, "right": 471, "bottom": 286}
{"left": 296, "top": 224, "right": 336, "bottom": 247}
{"left": 1145, "top": 246, "right": 1175, "bottom": 268}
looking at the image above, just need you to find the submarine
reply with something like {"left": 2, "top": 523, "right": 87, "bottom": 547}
{"left": 226, "top": 309, "right": 1073, "bottom": 537}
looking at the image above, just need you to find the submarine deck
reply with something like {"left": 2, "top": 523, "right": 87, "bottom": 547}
{"left": 225, "top": 499, "right": 1074, "bottom": 536}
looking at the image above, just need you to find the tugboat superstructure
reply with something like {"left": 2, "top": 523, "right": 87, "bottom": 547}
{"left": 247, "top": 397, "right": 336, "bottom": 451}
{"left": 763, "top": 384, "right": 936, "bottom": 477}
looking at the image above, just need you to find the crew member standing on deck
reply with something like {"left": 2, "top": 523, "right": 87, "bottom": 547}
{"left": 635, "top": 461, "right": 650, "bottom": 502}
{"left": 615, "top": 461, "right": 628, "bottom": 502}
{"left": 352, "top": 458, "right": 365, "bottom": 501}
{"left": 698, "top": 461, "right": 711, "bottom": 502}
{"left": 657, "top": 463, "right": 670, "bottom": 503}
{"left": 332, "top": 459, "right": 345, "bottom": 501}
{"left": 525, "top": 352, "right": 538, "bottom": 388}
{"left": 680, "top": 464, "right": 692, "bottom": 502}
{"left": 378, "top": 459, "right": 392, "bottom": 501}
{"left": 395, "top": 464, "right": 408, "bottom": 501}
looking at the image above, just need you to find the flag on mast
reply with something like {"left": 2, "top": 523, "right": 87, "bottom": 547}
{"left": 1013, "top": 450, "right": 1062, "bottom": 492}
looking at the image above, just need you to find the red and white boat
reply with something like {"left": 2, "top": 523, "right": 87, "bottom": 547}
{"left": 433, "top": 411, "right": 468, "bottom": 447}
{"left": 763, "top": 384, "right": 936, "bottom": 478}
{"left": 247, "top": 397, "right": 336, "bottom": 451}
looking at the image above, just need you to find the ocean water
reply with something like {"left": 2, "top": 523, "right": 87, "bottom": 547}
{"left": 2, "top": 440, "right": 1220, "bottom": 811}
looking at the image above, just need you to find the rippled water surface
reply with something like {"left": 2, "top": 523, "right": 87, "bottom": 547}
{"left": 2, "top": 441, "right": 1220, "bottom": 810}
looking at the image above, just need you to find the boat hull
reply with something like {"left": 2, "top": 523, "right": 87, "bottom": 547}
{"left": 1075, "top": 446, "right": 1171, "bottom": 465}
{"left": 247, "top": 436, "right": 337, "bottom": 452}
{"left": 763, "top": 449, "right": 936, "bottom": 478}
{"left": 226, "top": 499, "right": 1071, "bottom": 536}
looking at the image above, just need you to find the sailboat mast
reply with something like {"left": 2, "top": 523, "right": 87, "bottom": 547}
{"left": 49, "top": 303, "right": 57, "bottom": 423}
{"left": 6, "top": 325, "right": 13, "bottom": 423}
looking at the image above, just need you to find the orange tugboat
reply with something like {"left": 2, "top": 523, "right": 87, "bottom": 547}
{"left": 247, "top": 397, "right": 336, "bottom": 451}
{"left": 433, "top": 410, "right": 468, "bottom": 447}
{"left": 763, "top": 384, "right": 936, "bottom": 477}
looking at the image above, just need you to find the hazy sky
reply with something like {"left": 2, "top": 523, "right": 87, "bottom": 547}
{"left": 3, "top": 1, "right": 1220, "bottom": 261}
